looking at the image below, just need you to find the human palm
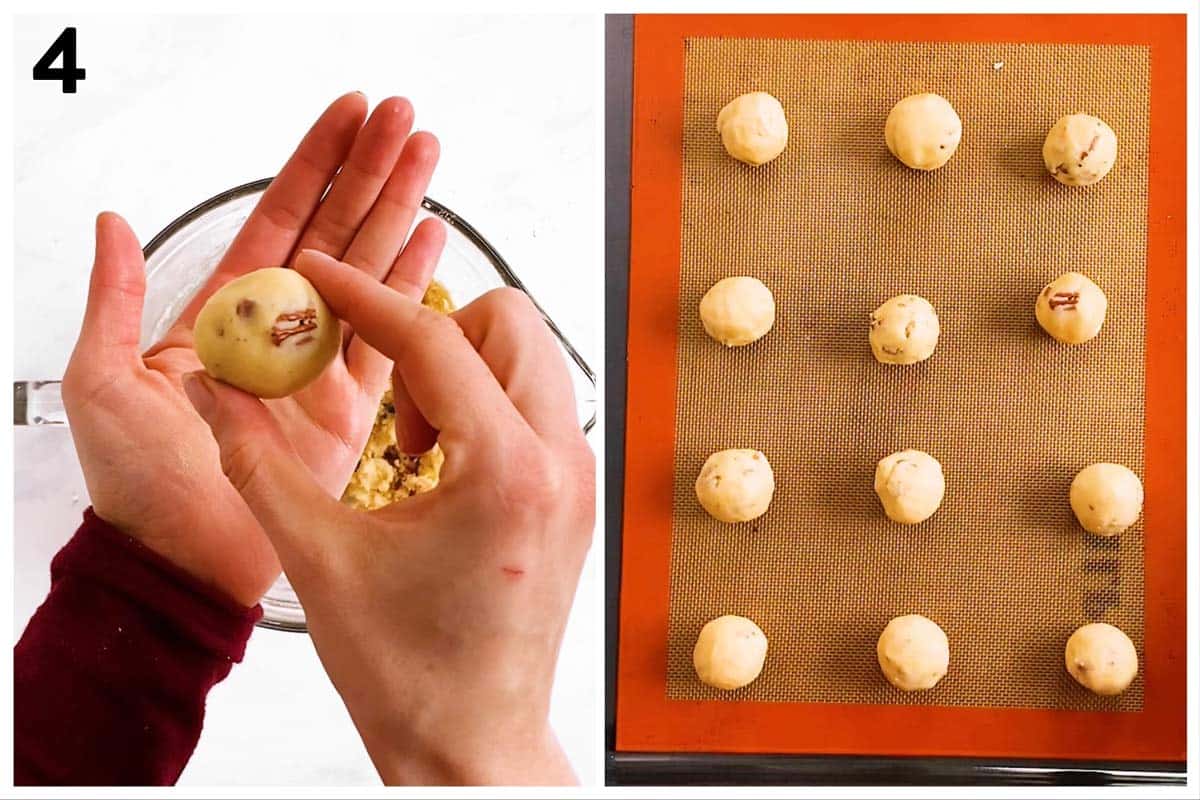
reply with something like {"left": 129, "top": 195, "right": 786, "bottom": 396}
{"left": 62, "top": 93, "right": 445, "bottom": 606}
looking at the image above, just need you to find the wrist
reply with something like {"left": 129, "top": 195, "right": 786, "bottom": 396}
{"left": 91, "top": 506, "right": 274, "bottom": 608}
{"left": 364, "top": 721, "right": 575, "bottom": 786}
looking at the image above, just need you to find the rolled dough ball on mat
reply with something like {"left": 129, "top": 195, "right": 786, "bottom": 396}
{"left": 884, "top": 93, "right": 962, "bottom": 170}
{"left": 699, "top": 276, "right": 776, "bottom": 346}
{"left": 877, "top": 614, "right": 949, "bottom": 691}
{"left": 1035, "top": 272, "right": 1107, "bottom": 344}
{"left": 875, "top": 449, "right": 945, "bottom": 525}
{"left": 695, "top": 448, "right": 775, "bottom": 523}
{"left": 1065, "top": 622, "right": 1138, "bottom": 695}
{"left": 869, "top": 294, "right": 939, "bottom": 364}
{"left": 1070, "top": 462, "right": 1143, "bottom": 536}
{"left": 1043, "top": 113, "right": 1117, "bottom": 186}
{"left": 716, "top": 91, "right": 788, "bottom": 166}
{"left": 194, "top": 267, "right": 341, "bottom": 399}
{"left": 693, "top": 615, "right": 768, "bottom": 690}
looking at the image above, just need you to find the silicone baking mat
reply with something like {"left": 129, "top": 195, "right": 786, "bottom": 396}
{"left": 670, "top": 37, "right": 1151, "bottom": 711}
{"left": 616, "top": 15, "right": 1186, "bottom": 761}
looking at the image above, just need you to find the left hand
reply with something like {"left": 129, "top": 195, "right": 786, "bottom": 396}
{"left": 62, "top": 93, "right": 444, "bottom": 606}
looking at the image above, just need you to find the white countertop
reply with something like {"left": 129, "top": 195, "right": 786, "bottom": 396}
{"left": 13, "top": 13, "right": 599, "bottom": 786}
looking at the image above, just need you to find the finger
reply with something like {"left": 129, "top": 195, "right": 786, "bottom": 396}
{"left": 380, "top": 220, "right": 448, "bottom": 454}
{"left": 294, "top": 248, "right": 522, "bottom": 438}
{"left": 452, "top": 288, "right": 579, "bottom": 439}
{"left": 351, "top": 218, "right": 447, "bottom": 453}
{"left": 178, "top": 92, "right": 368, "bottom": 326}
{"left": 338, "top": 131, "right": 440, "bottom": 280}
{"left": 182, "top": 372, "right": 345, "bottom": 576}
{"left": 73, "top": 212, "right": 147, "bottom": 366}
{"left": 345, "top": 217, "right": 446, "bottom": 394}
{"left": 288, "top": 97, "right": 415, "bottom": 265}
{"left": 389, "top": 376, "right": 439, "bottom": 455}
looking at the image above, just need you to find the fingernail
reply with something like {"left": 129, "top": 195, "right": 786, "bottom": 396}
{"left": 296, "top": 248, "right": 337, "bottom": 269}
{"left": 182, "top": 372, "right": 214, "bottom": 418}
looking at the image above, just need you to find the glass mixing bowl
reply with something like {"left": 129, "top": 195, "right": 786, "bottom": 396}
{"left": 15, "top": 178, "right": 596, "bottom": 631}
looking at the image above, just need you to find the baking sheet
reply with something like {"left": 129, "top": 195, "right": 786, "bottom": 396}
{"left": 615, "top": 14, "right": 1186, "bottom": 761}
{"left": 666, "top": 37, "right": 1148, "bottom": 711}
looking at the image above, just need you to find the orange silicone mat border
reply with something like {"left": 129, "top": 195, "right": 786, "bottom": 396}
{"left": 616, "top": 13, "right": 1187, "bottom": 761}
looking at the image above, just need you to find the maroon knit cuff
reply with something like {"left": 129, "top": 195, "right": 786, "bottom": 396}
{"left": 51, "top": 508, "right": 262, "bottom": 660}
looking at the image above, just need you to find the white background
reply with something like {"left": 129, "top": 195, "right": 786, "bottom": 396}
{"left": 12, "top": 13, "right": 600, "bottom": 786}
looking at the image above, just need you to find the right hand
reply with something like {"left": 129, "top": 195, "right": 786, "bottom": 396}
{"left": 182, "top": 249, "right": 595, "bottom": 785}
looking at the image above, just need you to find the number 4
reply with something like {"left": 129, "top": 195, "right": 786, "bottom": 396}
{"left": 33, "top": 27, "right": 86, "bottom": 94}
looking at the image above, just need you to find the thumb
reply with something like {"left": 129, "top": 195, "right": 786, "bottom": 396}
{"left": 182, "top": 371, "right": 345, "bottom": 576}
{"left": 77, "top": 212, "right": 147, "bottom": 361}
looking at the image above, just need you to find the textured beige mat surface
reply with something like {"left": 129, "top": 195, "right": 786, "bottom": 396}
{"left": 667, "top": 37, "right": 1148, "bottom": 710}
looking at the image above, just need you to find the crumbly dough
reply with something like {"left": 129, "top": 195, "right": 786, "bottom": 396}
{"left": 1069, "top": 462, "right": 1143, "bottom": 537}
{"left": 716, "top": 92, "right": 788, "bottom": 166}
{"left": 695, "top": 448, "right": 775, "bottom": 523}
{"left": 1043, "top": 114, "right": 1118, "bottom": 186}
{"left": 884, "top": 93, "right": 962, "bottom": 171}
{"left": 194, "top": 267, "right": 341, "bottom": 398}
{"left": 341, "top": 388, "right": 446, "bottom": 510}
{"left": 1065, "top": 622, "right": 1138, "bottom": 695}
{"left": 699, "top": 277, "right": 776, "bottom": 346}
{"left": 693, "top": 615, "right": 769, "bottom": 690}
{"left": 874, "top": 449, "right": 945, "bottom": 525}
{"left": 869, "top": 294, "right": 940, "bottom": 364}
{"left": 1035, "top": 272, "right": 1107, "bottom": 344}
{"left": 876, "top": 614, "right": 950, "bottom": 691}
{"left": 418, "top": 279, "right": 455, "bottom": 316}
{"left": 341, "top": 281, "right": 453, "bottom": 510}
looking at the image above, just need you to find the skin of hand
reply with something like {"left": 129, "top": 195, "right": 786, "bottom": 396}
{"left": 60, "top": 93, "right": 445, "bottom": 607}
{"left": 181, "top": 249, "right": 595, "bottom": 785}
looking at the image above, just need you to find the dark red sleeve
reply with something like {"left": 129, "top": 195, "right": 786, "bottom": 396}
{"left": 13, "top": 509, "right": 262, "bottom": 786}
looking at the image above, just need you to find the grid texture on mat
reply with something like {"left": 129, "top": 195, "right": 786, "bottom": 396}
{"left": 667, "top": 37, "right": 1149, "bottom": 711}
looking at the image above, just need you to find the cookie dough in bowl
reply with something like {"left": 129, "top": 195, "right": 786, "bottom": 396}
{"left": 1043, "top": 113, "right": 1117, "bottom": 186}
{"left": 695, "top": 448, "right": 775, "bottom": 523}
{"left": 884, "top": 93, "right": 962, "bottom": 171}
{"left": 699, "top": 276, "right": 775, "bottom": 346}
{"left": 875, "top": 449, "right": 945, "bottom": 525}
{"left": 194, "top": 267, "right": 341, "bottom": 398}
{"left": 1065, "top": 622, "right": 1138, "bottom": 695}
{"left": 693, "top": 614, "right": 769, "bottom": 690}
{"left": 716, "top": 91, "right": 788, "bottom": 166}
{"left": 1069, "top": 462, "right": 1143, "bottom": 536}
{"left": 342, "top": 281, "right": 455, "bottom": 510}
{"left": 342, "top": 388, "right": 445, "bottom": 510}
{"left": 877, "top": 614, "right": 950, "bottom": 691}
{"left": 1035, "top": 272, "right": 1107, "bottom": 344}
{"left": 869, "top": 294, "right": 939, "bottom": 365}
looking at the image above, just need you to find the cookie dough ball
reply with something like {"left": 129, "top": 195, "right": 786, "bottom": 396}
{"left": 1070, "top": 463, "right": 1143, "bottom": 536}
{"left": 695, "top": 448, "right": 775, "bottom": 523}
{"left": 1043, "top": 114, "right": 1118, "bottom": 186}
{"left": 877, "top": 614, "right": 950, "bottom": 691}
{"left": 699, "top": 277, "right": 775, "bottom": 346}
{"left": 1065, "top": 622, "right": 1138, "bottom": 695}
{"left": 194, "top": 267, "right": 341, "bottom": 399}
{"left": 875, "top": 449, "right": 946, "bottom": 525}
{"left": 869, "top": 294, "right": 939, "bottom": 364}
{"left": 1035, "top": 272, "right": 1108, "bottom": 344}
{"left": 693, "top": 615, "right": 768, "bottom": 690}
{"left": 884, "top": 93, "right": 962, "bottom": 170}
{"left": 716, "top": 92, "right": 788, "bottom": 166}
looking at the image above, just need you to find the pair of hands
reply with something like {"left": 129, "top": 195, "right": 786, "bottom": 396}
{"left": 61, "top": 93, "right": 593, "bottom": 785}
